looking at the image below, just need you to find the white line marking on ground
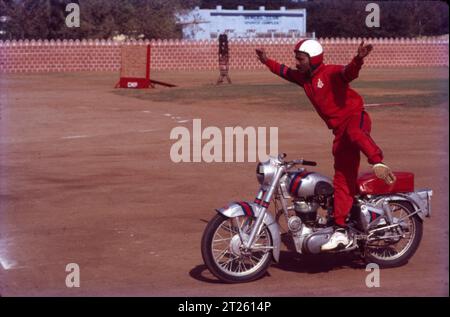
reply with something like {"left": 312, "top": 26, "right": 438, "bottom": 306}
{"left": 142, "top": 110, "right": 151, "bottom": 113}
{"left": 177, "top": 120, "right": 190, "bottom": 123}
{"left": 0, "top": 257, "right": 17, "bottom": 270}
{"left": 163, "top": 113, "right": 171, "bottom": 117}
{"left": 0, "top": 239, "right": 17, "bottom": 270}
{"left": 364, "top": 102, "right": 406, "bottom": 107}
{"left": 61, "top": 129, "right": 160, "bottom": 140}
{"left": 139, "top": 129, "right": 158, "bottom": 133}
{"left": 61, "top": 135, "right": 89, "bottom": 139}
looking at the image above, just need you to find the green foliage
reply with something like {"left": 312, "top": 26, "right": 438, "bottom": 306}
{"left": 0, "top": 0, "right": 447, "bottom": 40}
{"left": 114, "top": 68, "right": 449, "bottom": 110}
{"left": 0, "top": 0, "right": 200, "bottom": 40}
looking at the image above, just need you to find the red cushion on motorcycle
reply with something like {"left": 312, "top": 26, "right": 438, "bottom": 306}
{"left": 357, "top": 172, "right": 414, "bottom": 195}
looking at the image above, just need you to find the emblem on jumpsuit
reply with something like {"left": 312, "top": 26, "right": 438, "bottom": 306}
{"left": 317, "top": 78, "right": 324, "bottom": 88}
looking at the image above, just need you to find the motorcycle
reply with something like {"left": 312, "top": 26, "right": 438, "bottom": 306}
{"left": 201, "top": 154, "right": 432, "bottom": 283}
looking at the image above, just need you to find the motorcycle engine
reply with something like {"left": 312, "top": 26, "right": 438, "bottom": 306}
{"left": 294, "top": 200, "right": 319, "bottom": 225}
{"left": 290, "top": 199, "right": 337, "bottom": 254}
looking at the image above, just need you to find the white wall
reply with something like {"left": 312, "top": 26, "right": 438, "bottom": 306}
{"left": 178, "top": 6, "right": 307, "bottom": 40}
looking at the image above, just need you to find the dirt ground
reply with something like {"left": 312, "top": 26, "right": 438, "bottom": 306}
{"left": 0, "top": 68, "right": 448, "bottom": 296}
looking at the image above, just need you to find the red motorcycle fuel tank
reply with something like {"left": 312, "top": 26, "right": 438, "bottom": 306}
{"left": 357, "top": 172, "right": 414, "bottom": 195}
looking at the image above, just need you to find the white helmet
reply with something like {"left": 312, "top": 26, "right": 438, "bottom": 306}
{"left": 294, "top": 39, "right": 324, "bottom": 66}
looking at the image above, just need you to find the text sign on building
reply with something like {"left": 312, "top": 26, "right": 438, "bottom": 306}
{"left": 178, "top": 6, "right": 307, "bottom": 40}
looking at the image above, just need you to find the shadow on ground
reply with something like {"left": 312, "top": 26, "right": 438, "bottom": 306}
{"left": 189, "top": 251, "right": 365, "bottom": 284}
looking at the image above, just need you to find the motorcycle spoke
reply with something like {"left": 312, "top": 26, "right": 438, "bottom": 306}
{"left": 251, "top": 254, "right": 263, "bottom": 263}
{"left": 213, "top": 231, "right": 228, "bottom": 241}
{"left": 235, "top": 258, "right": 244, "bottom": 273}
{"left": 213, "top": 237, "right": 233, "bottom": 243}
{"left": 213, "top": 248, "right": 230, "bottom": 262}
{"left": 228, "top": 223, "right": 234, "bottom": 239}
{"left": 219, "top": 256, "right": 235, "bottom": 270}
{"left": 243, "top": 259, "right": 251, "bottom": 271}
{"left": 219, "top": 221, "right": 239, "bottom": 236}
{"left": 248, "top": 255, "right": 257, "bottom": 267}
{"left": 239, "top": 260, "right": 246, "bottom": 273}
{"left": 382, "top": 247, "right": 397, "bottom": 257}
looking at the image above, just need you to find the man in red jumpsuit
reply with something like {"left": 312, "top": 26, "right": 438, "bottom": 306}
{"left": 256, "top": 39, "right": 396, "bottom": 250}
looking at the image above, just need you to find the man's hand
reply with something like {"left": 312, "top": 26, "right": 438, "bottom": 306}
{"left": 255, "top": 48, "right": 268, "bottom": 64}
{"left": 357, "top": 41, "right": 373, "bottom": 59}
{"left": 373, "top": 163, "right": 396, "bottom": 185}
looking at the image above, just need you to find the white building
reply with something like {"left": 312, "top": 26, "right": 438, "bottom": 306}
{"left": 178, "top": 6, "right": 311, "bottom": 40}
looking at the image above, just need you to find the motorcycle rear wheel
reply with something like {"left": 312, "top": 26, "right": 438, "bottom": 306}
{"left": 201, "top": 213, "right": 273, "bottom": 283}
{"left": 364, "top": 201, "right": 423, "bottom": 268}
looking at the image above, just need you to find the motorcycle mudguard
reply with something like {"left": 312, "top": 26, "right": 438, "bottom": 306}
{"left": 373, "top": 189, "right": 432, "bottom": 220}
{"left": 215, "top": 201, "right": 281, "bottom": 263}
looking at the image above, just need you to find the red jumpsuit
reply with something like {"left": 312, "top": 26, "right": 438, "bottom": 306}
{"left": 265, "top": 57, "right": 384, "bottom": 227}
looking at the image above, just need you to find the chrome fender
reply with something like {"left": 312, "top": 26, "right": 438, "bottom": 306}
{"left": 372, "top": 189, "right": 433, "bottom": 220}
{"left": 215, "top": 201, "right": 281, "bottom": 263}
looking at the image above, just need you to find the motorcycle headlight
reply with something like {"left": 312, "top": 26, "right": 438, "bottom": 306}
{"left": 256, "top": 162, "right": 264, "bottom": 184}
{"left": 256, "top": 159, "right": 278, "bottom": 186}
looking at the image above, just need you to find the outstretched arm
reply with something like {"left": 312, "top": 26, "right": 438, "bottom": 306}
{"left": 256, "top": 48, "right": 305, "bottom": 86}
{"left": 342, "top": 41, "right": 373, "bottom": 83}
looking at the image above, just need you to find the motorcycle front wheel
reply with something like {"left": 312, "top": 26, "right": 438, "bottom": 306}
{"left": 364, "top": 201, "right": 423, "bottom": 268}
{"left": 201, "top": 213, "right": 273, "bottom": 283}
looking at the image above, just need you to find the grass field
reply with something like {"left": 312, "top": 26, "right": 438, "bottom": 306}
{"left": 115, "top": 67, "right": 449, "bottom": 110}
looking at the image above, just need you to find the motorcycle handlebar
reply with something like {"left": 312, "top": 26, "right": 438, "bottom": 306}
{"left": 290, "top": 159, "right": 317, "bottom": 166}
{"left": 302, "top": 160, "right": 317, "bottom": 166}
{"left": 279, "top": 154, "right": 317, "bottom": 167}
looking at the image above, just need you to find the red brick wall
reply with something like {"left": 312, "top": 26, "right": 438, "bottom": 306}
{"left": 0, "top": 38, "right": 448, "bottom": 73}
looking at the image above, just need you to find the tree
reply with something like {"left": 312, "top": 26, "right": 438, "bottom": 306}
{"left": 0, "top": 0, "right": 200, "bottom": 40}
{"left": 1, "top": 0, "right": 52, "bottom": 40}
{"left": 0, "top": 0, "right": 447, "bottom": 40}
